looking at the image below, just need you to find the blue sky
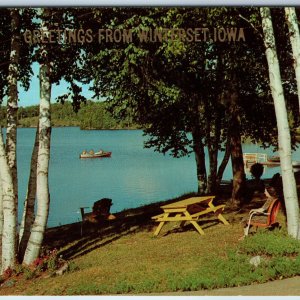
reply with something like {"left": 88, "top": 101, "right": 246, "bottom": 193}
{"left": 18, "top": 62, "right": 95, "bottom": 107}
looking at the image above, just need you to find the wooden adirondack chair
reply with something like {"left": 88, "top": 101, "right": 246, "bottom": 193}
{"left": 245, "top": 198, "right": 281, "bottom": 235}
{"left": 80, "top": 198, "right": 116, "bottom": 223}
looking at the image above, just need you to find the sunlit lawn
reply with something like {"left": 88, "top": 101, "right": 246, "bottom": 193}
{"left": 0, "top": 198, "right": 292, "bottom": 296}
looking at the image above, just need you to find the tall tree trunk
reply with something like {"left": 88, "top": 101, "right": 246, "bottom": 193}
{"left": 23, "top": 9, "right": 52, "bottom": 264}
{"left": 230, "top": 116, "right": 246, "bottom": 206}
{"left": 260, "top": 7, "right": 299, "bottom": 238}
{"left": 18, "top": 124, "right": 39, "bottom": 262}
{"left": 207, "top": 115, "right": 221, "bottom": 194}
{"left": 0, "top": 127, "right": 16, "bottom": 273}
{"left": 6, "top": 8, "right": 20, "bottom": 227}
{"left": 216, "top": 128, "right": 232, "bottom": 190}
{"left": 285, "top": 7, "right": 300, "bottom": 113}
{"left": 227, "top": 78, "right": 246, "bottom": 206}
{"left": 0, "top": 8, "right": 20, "bottom": 273}
{"left": 192, "top": 127, "right": 207, "bottom": 195}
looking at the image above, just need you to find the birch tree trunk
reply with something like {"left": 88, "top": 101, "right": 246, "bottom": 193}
{"left": 284, "top": 7, "right": 300, "bottom": 112}
{"left": 23, "top": 62, "right": 51, "bottom": 265}
{"left": 0, "top": 8, "right": 20, "bottom": 273}
{"left": 6, "top": 8, "right": 20, "bottom": 226}
{"left": 18, "top": 124, "right": 39, "bottom": 262}
{"left": 260, "top": 7, "right": 299, "bottom": 238}
{"left": 0, "top": 128, "right": 16, "bottom": 273}
{"left": 23, "top": 9, "right": 52, "bottom": 264}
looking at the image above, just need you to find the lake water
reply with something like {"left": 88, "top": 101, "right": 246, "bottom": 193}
{"left": 16, "top": 127, "right": 300, "bottom": 227}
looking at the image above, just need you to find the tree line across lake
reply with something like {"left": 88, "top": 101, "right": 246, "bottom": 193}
{"left": 0, "top": 101, "right": 139, "bottom": 130}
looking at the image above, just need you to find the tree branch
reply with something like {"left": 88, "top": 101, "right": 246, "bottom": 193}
{"left": 239, "top": 14, "right": 263, "bottom": 39}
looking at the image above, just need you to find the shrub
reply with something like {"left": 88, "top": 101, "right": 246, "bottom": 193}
{"left": 23, "top": 267, "right": 38, "bottom": 280}
{"left": 238, "top": 230, "right": 300, "bottom": 256}
{"left": 164, "top": 231, "right": 300, "bottom": 293}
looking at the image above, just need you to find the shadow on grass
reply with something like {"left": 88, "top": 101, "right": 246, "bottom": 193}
{"left": 44, "top": 193, "right": 197, "bottom": 260}
{"left": 44, "top": 178, "right": 291, "bottom": 261}
{"left": 45, "top": 209, "right": 159, "bottom": 260}
{"left": 161, "top": 220, "right": 221, "bottom": 236}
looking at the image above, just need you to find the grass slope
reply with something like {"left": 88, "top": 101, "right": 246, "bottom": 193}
{"left": 2, "top": 187, "right": 300, "bottom": 296}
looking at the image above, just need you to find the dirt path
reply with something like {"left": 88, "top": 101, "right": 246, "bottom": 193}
{"left": 149, "top": 276, "right": 300, "bottom": 296}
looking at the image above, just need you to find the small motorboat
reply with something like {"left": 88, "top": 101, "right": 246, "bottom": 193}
{"left": 79, "top": 149, "right": 112, "bottom": 159}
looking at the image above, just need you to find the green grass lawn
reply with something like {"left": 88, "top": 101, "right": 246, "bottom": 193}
{"left": 2, "top": 192, "right": 300, "bottom": 296}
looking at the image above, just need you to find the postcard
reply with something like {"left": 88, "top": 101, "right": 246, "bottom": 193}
{"left": 0, "top": 1, "right": 300, "bottom": 298}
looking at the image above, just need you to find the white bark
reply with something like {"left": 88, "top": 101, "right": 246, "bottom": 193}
{"left": 285, "top": 7, "right": 300, "bottom": 113}
{"left": 260, "top": 7, "right": 299, "bottom": 238}
{"left": 0, "top": 8, "right": 20, "bottom": 273}
{"left": 23, "top": 10, "right": 52, "bottom": 263}
{"left": 6, "top": 8, "right": 20, "bottom": 223}
{"left": 0, "top": 128, "right": 16, "bottom": 272}
{"left": 23, "top": 59, "right": 52, "bottom": 265}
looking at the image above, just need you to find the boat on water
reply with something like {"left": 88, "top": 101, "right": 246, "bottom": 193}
{"left": 243, "top": 153, "right": 300, "bottom": 168}
{"left": 80, "top": 149, "right": 112, "bottom": 159}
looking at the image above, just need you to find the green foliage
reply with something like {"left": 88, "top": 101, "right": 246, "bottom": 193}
{"left": 238, "top": 229, "right": 300, "bottom": 256}
{"left": 166, "top": 231, "right": 300, "bottom": 291}
{"left": 67, "top": 262, "right": 80, "bottom": 273}
{"left": 1, "top": 101, "right": 138, "bottom": 129}
{"left": 23, "top": 267, "right": 38, "bottom": 280}
{"left": 0, "top": 8, "right": 35, "bottom": 102}
{"left": 67, "top": 283, "right": 109, "bottom": 295}
{"left": 13, "top": 264, "right": 25, "bottom": 276}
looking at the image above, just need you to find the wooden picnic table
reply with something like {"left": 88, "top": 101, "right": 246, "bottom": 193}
{"left": 152, "top": 196, "right": 229, "bottom": 236}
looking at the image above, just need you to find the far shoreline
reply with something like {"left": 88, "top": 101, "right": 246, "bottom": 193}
{"left": 13, "top": 125, "right": 300, "bottom": 141}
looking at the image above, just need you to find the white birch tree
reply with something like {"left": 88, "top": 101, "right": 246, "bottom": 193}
{"left": 23, "top": 9, "right": 52, "bottom": 265}
{"left": 0, "top": 8, "right": 21, "bottom": 273}
{"left": 0, "top": 128, "right": 16, "bottom": 272}
{"left": 6, "top": 8, "right": 20, "bottom": 224}
{"left": 260, "top": 7, "right": 299, "bottom": 238}
{"left": 284, "top": 7, "right": 300, "bottom": 113}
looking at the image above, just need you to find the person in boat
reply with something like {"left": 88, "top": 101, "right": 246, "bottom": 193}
{"left": 240, "top": 185, "right": 279, "bottom": 239}
{"left": 82, "top": 150, "right": 87, "bottom": 155}
{"left": 97, "top": 149, "right": 103, "bottom": 154}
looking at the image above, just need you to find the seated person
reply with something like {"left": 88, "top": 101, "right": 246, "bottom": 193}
{"left": 249, "top": 163, "right": 265, "bottom": 192}
{"left": 240, "top": 185, "right": 279, "bottom": 239}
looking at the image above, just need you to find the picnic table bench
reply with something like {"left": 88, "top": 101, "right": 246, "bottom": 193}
{"left": 152, "top": 196, "right": 229, "bottom": 236}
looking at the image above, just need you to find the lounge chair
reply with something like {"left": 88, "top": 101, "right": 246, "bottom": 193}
{"left": 244, "top": 198, "right": 281, "bottom": 236}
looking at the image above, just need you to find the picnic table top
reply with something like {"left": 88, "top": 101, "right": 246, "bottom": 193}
{"left": 161, "top": 196, "right": 216, "bottom": 209}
